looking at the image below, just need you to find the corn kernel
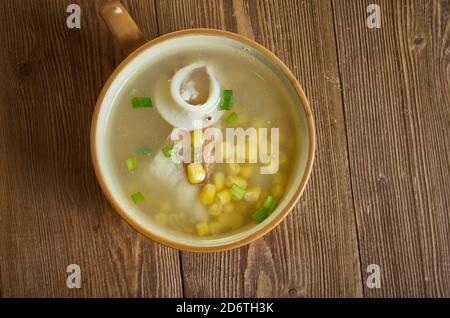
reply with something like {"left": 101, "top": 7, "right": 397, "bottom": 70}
{"left": 187, "top": 163, "right": 206, "bottom": 184}
{"left": 226, "top": 175, "right": 248, "bottom": 189}
{"left": 212, "top": 172, "right": 226, "bottom": 191}
{"left": 154, "top": 212, "right": 168, "bottom": 225}
{"left": 271, "top": 184, "right": 284, "bottom": 199}
{"left": 216, "top": 189, "right": 232, "bottom": 205}
{"left": 239, "top": 164, "right": 255, "bottom": 179}
{"left": 196, "top": 222, "right": 210, "bottom": 236}
{"left": 225, "top": 163, "right": 240, "bottom": 175}
{"left": 199, "top": 184, "right": 216, "bottom": 205}
{"left": 208, "top": 202, "right": 223, "bottom": 216}
{"left": 244, "top": 186, "right": 261, "bottom": 202}
{"left": 223, "top": 202, "right": 235, "bottom": 213}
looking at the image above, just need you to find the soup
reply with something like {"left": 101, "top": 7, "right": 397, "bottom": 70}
{"left": 107, "top": 43, "right": 299, "bottom": 238}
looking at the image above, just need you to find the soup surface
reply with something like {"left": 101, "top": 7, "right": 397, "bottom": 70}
{"left": 107, "top": 43, "right": 299, "bottom": 238}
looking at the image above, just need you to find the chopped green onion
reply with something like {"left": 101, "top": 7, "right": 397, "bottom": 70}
{"left": 125, "top": 156, "right": 138, "bottom": 170}
{"left": 252, "top": 207, "right": 269, "bottom": 223}
{"left": 131, "top": 192, "right": 144, "bottom": 203}
{"left": 227, "top": 112, "right": 238, "bottom": 124}
{"left": 132, "top": 96, "right": 153, "bottom": 108}
{"left": 220, "top": 90, "right": 233, "bottom": 110}
{"left": 263, "top": 195, "right": 278, "bottom": 213}
{"left": 230, "top": 183, "right": 246, "bottom": 200}
{"left": 137, "top": 145, "right": 151, "bottom": 156}
{"left": 162, "top": 145, "right": 175, "bottom": 158}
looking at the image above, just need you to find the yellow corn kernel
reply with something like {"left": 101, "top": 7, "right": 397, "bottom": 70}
{"left": 196, "top": 222, "right": 210, "bottom": 236}
{"left": 216, "top": 189, "right": 232, "bottom": 205}
{"left": 208, "top": 221, "right": 225, "bottom": 236}
{"left": 191, "top": 129, "right": 204, "bottom": 148}
{"left": 226, "top": 175, "right": 248, "bottom": 189}
{"left": 239, "top": 164, "right": 255, "bottom": 179}
{"left": 223, "top": 202, "right": 235, "bottom": 213}
{"left": 159, "top": 201, "right": 171, "bottom": 213}
{"left": 199, "top": 184, "right": 216, "bottom": 205}
{"left": 225, "top": 163, "right": 241, "bottom": 176}
{"left": 244, "top": 186, "right": 261, "bottom": 202}
{"left": 208, "top": 202, "right": 223, "bottom": 216}
{"left": 154, "top": 212, "right": 169, "bottom": 225}
{"left": 218, "top": 212, "right": 244, "bottom": 230}
{"left": 212, "top": 172, "right": 226, "bottom": 191}
{"left": 271, "top": 184, "right": 284, "bottom": 199}
{"left": 187, "top": 163, "right": 206, "bottom": 184}
{"left": 273, "top": 171, "right": 287, "bottom": 185}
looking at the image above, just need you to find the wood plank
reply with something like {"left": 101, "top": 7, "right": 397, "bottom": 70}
{"left": 156, "top": 0, "right": 363, "bottom": 297}
{"left": 333, "top": 0, "right": 450, "bottom": 297}
{"left": 0, "top": 0, "right": 182, "bottom": 297}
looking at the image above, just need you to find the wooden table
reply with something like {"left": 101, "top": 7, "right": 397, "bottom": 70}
{"left": 0, "top": 0, "right": 448, "bottom": 298}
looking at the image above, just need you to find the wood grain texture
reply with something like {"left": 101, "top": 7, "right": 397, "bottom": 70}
{"left": 333, "top": 0, "right": 450, "bottom": 297}
{"left": 0, "top": 0, "right": 182, "bottom": 297}
{"left": 156, "top": 0, "right": 363, "bottom": 298}
{"left": 0, "top": 0, "right": 448, "bottom": 298}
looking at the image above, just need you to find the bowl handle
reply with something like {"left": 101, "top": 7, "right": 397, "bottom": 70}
{"left": 98, "top": 0, "right": 147, "bottom": 56}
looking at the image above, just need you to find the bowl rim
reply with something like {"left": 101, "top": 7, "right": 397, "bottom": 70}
{"left": 90, "top": 28, "right": 316, "bottom": 252}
